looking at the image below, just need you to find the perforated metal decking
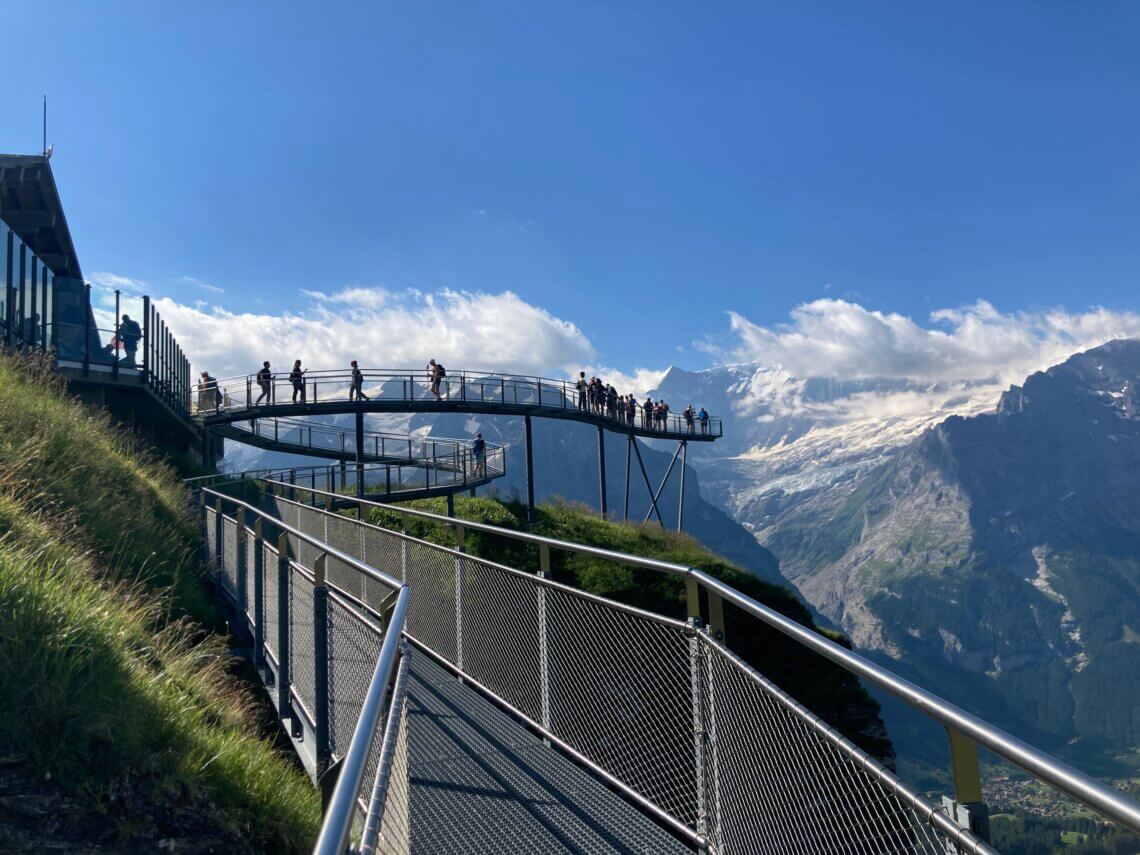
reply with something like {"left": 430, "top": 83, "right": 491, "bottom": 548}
{"left": 404, "top": 653, "right": 691, "bottom": 854}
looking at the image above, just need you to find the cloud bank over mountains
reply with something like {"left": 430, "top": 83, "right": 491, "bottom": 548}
{"left": 718, "top": 298, "right": 1140, "bottom": 387}
{"left": 95, "top": 275, "right": 1140, "bottom": 417}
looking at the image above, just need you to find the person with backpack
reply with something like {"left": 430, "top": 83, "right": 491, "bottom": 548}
{"left": 684, "top": 404, "right": 695, "bottom": 434}
{"left": 428, "top": 359, "right": 446, "bottom": 400}
{"left": 472, "top": 432, "right": 487, "bottom": 477}
{"left": 349, "top": 360, "right": 369, "bottom": 402}
{"left": 117, "top": 314, "right": 142, "bottom": 367}
{"left": 290, "top": 359, "right": 307, "bottom": 403}
{"left": 255, "top": 361, "right": 273, "bottom": 405}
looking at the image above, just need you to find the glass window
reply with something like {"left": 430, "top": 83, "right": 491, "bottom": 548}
{"left": 0, "top": 221, "right": 9, "bottom": 334}
{"left": 42, "top": 267, "right": 52, "bottom": 349}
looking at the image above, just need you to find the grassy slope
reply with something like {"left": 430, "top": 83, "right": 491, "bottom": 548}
{"left": 370, "top": 494, "right": 894, "bottom": 762}
{"left": 0, "top": 353, "right": 318, "bottom": 850}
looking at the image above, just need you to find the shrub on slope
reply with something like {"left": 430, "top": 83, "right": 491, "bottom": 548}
{"left": 0, "top": 353, "right": 318, "bottom": 849}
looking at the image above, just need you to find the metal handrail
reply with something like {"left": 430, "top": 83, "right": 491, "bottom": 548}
{"left": 223, "top": 416, "right": 507, "bottom": 468}
{"left": 261, "top": 473, "right": 1140, "bottom": 837}
{"left": 314, "top": 588, "right": 410, "bottom": 855}
{"left": 199, "top": 486, "right": 412, "bottom": 853}
{"left": 195, "top": 367, "right": 723, "bottom": 438}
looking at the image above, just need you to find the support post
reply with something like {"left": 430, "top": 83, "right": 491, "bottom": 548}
{"left": 313, "top": 553, "right": 331, "bottom": 775}
{"left": 624, "top": 434, "right": 632, "bottom": 521}
{"left": 677, "top": 440, "right": 688, "bottom": 532}
{"left": 943, "top": 729, "right": 990, "bottom": 844}
{"left": 446, "top": 492, "right": 455, "bottom": 517}
{"left": 455, "top": 523, "right": 465, "bottom": 672}
{"left": 276, "top": 533, "right": 292, "bottom": 727}
{"left": 252, "top": 519, "right": 265, "bottom": 670}
{"left": 537, "top": 543, "right": 552, "bottom": 739}
{"left": 354, "top": 410, "right": 365, "bottom": 498}
{"left": 524, "top": 414, "right": 536, "bottom": 524}
{"left": 597, "top": 425, "right": 607, "bottom": 519}
{"left": 631, "top": 438, "right": 664, "bottom": 525}
{"left": 235, "top": 509, "right": 248, "bottom": 637}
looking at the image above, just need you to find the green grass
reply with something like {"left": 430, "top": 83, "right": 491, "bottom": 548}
{"left": 0, "top": 352, "right": 319, "bottom": 849}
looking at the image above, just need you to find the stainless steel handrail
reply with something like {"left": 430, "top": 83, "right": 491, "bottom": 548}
{"left": 261, "top": 473, "right": 1140, "bottom": 837}
{"left": 196, "top": 367, "right": 724, "bottom": 437}
{"left": 199, "top": 486, "right": 412, "bottom": 853}
{"left": 313, "top": 588, "right": 410, "bottom": 855}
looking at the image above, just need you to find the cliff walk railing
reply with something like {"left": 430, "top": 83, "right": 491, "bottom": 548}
{"left": 216, "top": 415, "right": 506, "bottom": 473}
{"left": 196, "top": 484, "right": 412, "bottom": 855}
{"left": 197, "top": 466, "right": 1140, "bottom": 853}
{"left": 275, "top": 470, "right": 1140, "bottom": 853}
{"left": 189, "top": 452, "right": 505, "bottom": 507}
{"left": 192, "top": 367, "right": 723, "bottom": 440}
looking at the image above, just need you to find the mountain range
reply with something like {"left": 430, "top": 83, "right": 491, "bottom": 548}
{"left": 227, "top": 338, "right": 1140, "bottom": 766}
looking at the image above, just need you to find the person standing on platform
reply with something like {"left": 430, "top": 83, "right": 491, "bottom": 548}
{"left": 472, "top": 432, "right": 487, "bottom": 477}
{"left": 684, "top": 404, "right": 695, "bottom": 433}
{"left": 118, "top": 314, "right": 142, "bottom": 367}
{"left": 576, "top": 372, "right": 588, "bottom": 410}
{"left": 350, "top": 360, "right": 369, "bottom": 401}
{"left": 255, "top": 361, "right": 273, "bottom": 405}
{"left": 642, "top": 397, "right": 653, "bottom": 428}
{"left": 290, "top": 359, "right": 307, "bottom": 403}
{"left": 699, "top": 407, "right": 709, "bottom": 434}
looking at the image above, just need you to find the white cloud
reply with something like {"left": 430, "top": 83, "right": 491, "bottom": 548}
{"left": 90, "top": 272, "right": 146, "bottom": 292}
{"left": 715, "top": 298, "right": 1140, "bottom": 387}
{"left": 580, "top": 366, "right": 668, "bottom": 400}
{"left": 180, "top": 276, "right": 225, "bottom": 295}
{"left": 153, "top": 287, "right": 595, "bottom": 381}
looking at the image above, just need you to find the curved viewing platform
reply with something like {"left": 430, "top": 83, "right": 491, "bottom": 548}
{"left": 193, "top": 368, "right": 723, "bottom": 442}
{"left": 214, "top": 415, "right": 506, "bottom": 470}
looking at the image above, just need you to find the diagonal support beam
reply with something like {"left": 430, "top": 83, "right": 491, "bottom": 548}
{"left": 631, "top": 438, "right": 664, "bottom": 526}
{"left": 643, "top": 441, "right": 683, "bottom": 525}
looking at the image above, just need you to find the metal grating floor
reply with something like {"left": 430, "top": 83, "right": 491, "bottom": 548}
{"left": 405, "top": 653, "right": 692, "bottom": 854}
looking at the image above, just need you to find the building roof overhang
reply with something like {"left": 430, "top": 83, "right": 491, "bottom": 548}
{"left": 0, "top": 154, "right": 83, "bottom": 280}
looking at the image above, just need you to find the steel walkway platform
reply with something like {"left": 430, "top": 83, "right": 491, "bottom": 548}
{"left": 405, "top": 653, "right": 691, "bottom": 854}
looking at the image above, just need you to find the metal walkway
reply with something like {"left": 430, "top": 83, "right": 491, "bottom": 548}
{"left": 405, "top": 652, "right": 690, "bottom": 854}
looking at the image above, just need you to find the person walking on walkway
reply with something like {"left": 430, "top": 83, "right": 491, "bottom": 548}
{"left": 428, "top": 359, "right": 445, "bottom": 400}
{"left": 576, "top": 372, "right": 588, "bottom": 410}
{"left": 117, "top": 314, "right": 142, "bottom": 367}
{"left": 255, "top": 361, "right": 272, "bottom": 405}
{"left": 290, "top": 359, "right": 307, "bottom": 403}
{"left": 349, "top": 360, "right": 369, "bottom": 402}
{"left": 472, "top": 432, "right": 487, "bottom": 477}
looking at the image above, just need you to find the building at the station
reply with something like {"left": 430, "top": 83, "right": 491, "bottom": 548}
{"left": 0, "top": 153, "right": 205, "bottom": 461}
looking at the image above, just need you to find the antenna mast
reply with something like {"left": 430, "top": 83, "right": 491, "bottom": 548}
{"left": 42, "top": 96, "right": 47, "bottom": 156}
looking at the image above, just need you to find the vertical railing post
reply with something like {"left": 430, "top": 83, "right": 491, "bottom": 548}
{"left": 235, "top": 508, "right": 248, "bottom": 638}
{"left": 112, "top": 289, "right": 120, "bottom": 380}
{"left": 538, "top": 544, "right": 552, "bottom": 738}
{"left": 313, "top": 553, "right": 331, "bottom": 775}
{"left": 213, "top": 497, "right": 224, "bottom": 572}
{"left": 276, "top": 533, "right": 292, "bottom": 727}
{"left": 454, "top": 523, "right": 465, "bottom": 671}
{"left": 252, "top": 518, "right": 265, "bottom": 670}
{"left": 400, "top": 517, "right": 408, "bottom": 581}
{"left": 943, "top": 729, "right": 990, "bottom": 844}
{"left": 686, "top": 573, "right": 708, "bottom": 839}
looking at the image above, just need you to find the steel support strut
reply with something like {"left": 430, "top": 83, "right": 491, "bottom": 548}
{"left": 524, "top": 414, "right": 536, "bottom": 523}
{"left": 623, "top": 434, "right": 632, "bottom": 520}
{"left": 642, "top": 440, "right": 684, "bottom": 525}
{"left": 597, "top": 425, "right": 608, "bottom": 519}
{"left": 354, "top": 410, "right": 365, "bottom": 498}
{"left": 631, "top": 438, "right": 664, "bottom": 525}
{"left": 677, "top": 440, "right": 687, "bottom": 532}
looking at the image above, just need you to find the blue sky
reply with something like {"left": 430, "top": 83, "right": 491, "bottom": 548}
{"left": 3, "top": 2, "right": 1140, "bottom": 380}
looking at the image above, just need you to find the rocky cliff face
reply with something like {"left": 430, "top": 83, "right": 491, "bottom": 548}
{"left": 766, "top": 339, "right": 1140, "bottom": 751}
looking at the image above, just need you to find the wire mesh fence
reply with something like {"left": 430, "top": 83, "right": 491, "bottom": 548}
{"left": 198, "top": 492, "right": 410, "bottom": 854}
{"left": 698, "top": 634, "right": 962, "bottom": 854}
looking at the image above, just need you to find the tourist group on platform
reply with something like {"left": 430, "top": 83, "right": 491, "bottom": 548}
{"left": 194, "top": 361, "right": 711, "bottom": 435}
